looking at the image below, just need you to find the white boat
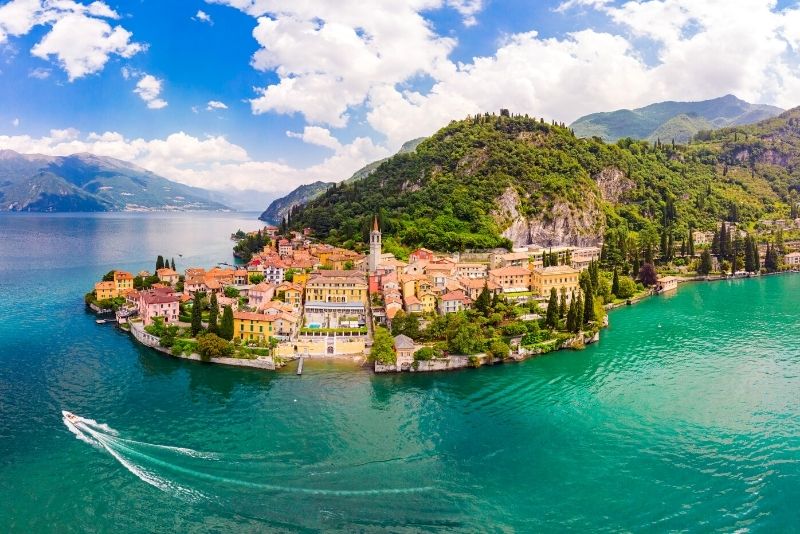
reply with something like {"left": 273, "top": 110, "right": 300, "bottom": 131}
{"left": 62, "top": 410, "right": 80, "bottom": 425}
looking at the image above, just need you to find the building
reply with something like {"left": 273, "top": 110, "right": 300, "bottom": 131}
{"left": 304, "top": 271, "right": 368, "bottom": 328}
{"left": 233, "top": 311, "right": 275, "bottom": 342}
{"left": 276, "top": 281, "right": 304, "bottom": 311}
{"left": 137, "top": 288, "right": 179, "bottom": 326}
{"left": 655, "top": 276, "right": 678, "bottom": 293}
{"left": 94, "top": 281, "right": 117, "bottom": 301}
{"left": 248, "top": 282, "right": 277, "bottom": 308}
{"left": 393, "top": 334, "right": 416, "bottom": 371}
{"left": 156, "top": 268, "right": 179, "bottom": 286}
{"left": 369, "top": 216, "right": 381, "bottom": 272}
{"left": 113, "top": 271, "right": 134, "bottom": 293}
{"left": 409, "top": 248, "right": 435, "bottom": 263}
{"left": 490, "top": 251, "right": 530, "bottom": 269}
{"left": 785, "top": 252, "right": 800, "bottom": 266}
{"left": 531, "top": 265, "right": 580, "bottom": 298}
{"left": 489, "top": 266, "right": 532, "bottom": 293}
{"left": 455, "top": 262, "right": 487, "bottom": 279}
{"left": 439, "top": 290, "right": 472, "bottom": 314}
{"left": 571, "top": 247, "right": 601, "bottom": 271}
{"left": 459, "top": 277, "right": 502, "bottom": 300}
{"left": 278, "top": 239, "right": 292, "bottom": 256}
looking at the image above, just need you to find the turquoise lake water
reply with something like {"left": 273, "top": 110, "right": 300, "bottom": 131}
{"left": 1, "top": 212, "right": 799, "bottom": 532}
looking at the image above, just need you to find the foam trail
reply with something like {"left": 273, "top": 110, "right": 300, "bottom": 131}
{"left": 64, "top": 411, "right": 434, "bottom": 497}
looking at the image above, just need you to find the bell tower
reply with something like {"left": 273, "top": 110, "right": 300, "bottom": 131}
{"left": 369, "top": 216, "right": 381, "bottom": 272}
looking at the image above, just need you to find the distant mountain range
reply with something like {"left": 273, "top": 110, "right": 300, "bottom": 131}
{"left": 0, "top": 150, "right": 228, "bottom": 212}
{"left": 258, "top": 137, "right": 426, "bottom": 224}
{"left": 570, "top": 94, "right": 783, "bottom": 143}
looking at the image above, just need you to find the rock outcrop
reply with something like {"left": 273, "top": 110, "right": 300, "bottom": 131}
{"left": 494, "top": 187, "right": 604, "bottom": 247}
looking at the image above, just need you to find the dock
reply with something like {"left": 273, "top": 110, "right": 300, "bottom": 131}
{"left": 297, "top": 356, "right": 304, "bottom": 375}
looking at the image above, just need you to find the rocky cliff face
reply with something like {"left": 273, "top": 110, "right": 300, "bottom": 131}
{"left": 494, "top": 187, "right": 604, "bottom": 247}
{"left": 594, "top": 167, "right": 635, "bottom": 203}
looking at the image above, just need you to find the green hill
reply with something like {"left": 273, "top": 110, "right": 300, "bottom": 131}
{"left": 571, "top": 95, "right": 783, "bottom": 144}
{"left": 289, "top": 110, "right": 798, "bottom": 257}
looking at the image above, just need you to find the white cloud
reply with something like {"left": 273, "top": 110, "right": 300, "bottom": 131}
{"left": 193, "top": 10, "right": 213, "bottom": 24}
{"left": 286, "top": 126, "right": 342, "bottom": 151}
{"left": 206, "top": 100, "right": 228, "bottom": 110}
{"left": 28, "top": 67, "right": 51, "bottom": 79}
{"left": 133, "top": 74, "right": 168, "bottom": 109}
{"left": 12, "top": 118, "right": 19, "bottom": 127}
{"left": 0, "top": 1, "right": 142, "bottom": 80}
{"left": 208, "top": 0, "right": 800, "bottom": 158}
{"left": 0, "top": 128, "right": 389, "bottom": 195}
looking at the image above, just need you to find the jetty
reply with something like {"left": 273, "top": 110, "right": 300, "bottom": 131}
{"left": 297, "top": 356, "right": 304, "bottom": 375}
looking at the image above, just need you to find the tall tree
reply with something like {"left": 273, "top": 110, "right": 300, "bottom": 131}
{"left": 155, "top": 255, "right": 164, "bottom": 271}
{"left": 219, "top": 305, "right": 234, "bottom": 341}
{"left": 698, "top": 250, "right": 713, "bottom": 275}
{"left": 744, "top": 235, "right": 756, "bottom": 272}
{"left": 170, "top": 258, "right": 176, "bottom": 271}
{"left": 639, "top": 262, "right": 658, "bottom": 287}
{"left": 611, "top": 267, "right": 620, "bottom": 297}
{"left": 579, "top": 271, "right": 594, "bottom": 325}
{"left": 558, "top": 289, "right": 567, "bottom": 318}
{"left": 688, "top": 225, "right": 695, "bottom": 257}
{"left": 207, "top": 293, "right": 219, "bottom": 334}
{"left": 545, "top": 288, "right": 558, "bottom": 329}
{"left": 474, "top": 284, "right": 491, "bottom": 316}
{"left": 566, "top": 293, "right": 576, "bottom": 333}
{"left": 574, "top": 294, "right": 584, "bottom": 332}
{"left": 190, "top": 292, "right": 203, "bottom": 337}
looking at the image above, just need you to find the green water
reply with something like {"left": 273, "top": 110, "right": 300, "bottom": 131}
{"left": 1, "top": 213, "right": 799, "bottom": 532}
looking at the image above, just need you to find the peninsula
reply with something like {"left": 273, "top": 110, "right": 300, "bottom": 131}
{"left": 85, "top": 111, "right": 800, "bottom": 373}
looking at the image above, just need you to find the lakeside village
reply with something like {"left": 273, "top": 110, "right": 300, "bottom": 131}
{"left": 86, "top": 217, "right": 800, "bottom": 373}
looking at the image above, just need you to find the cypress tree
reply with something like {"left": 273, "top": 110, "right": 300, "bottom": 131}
{"left": 475, "top": 284, "right": 491, "bottom": 316}
{"left": 744, "top": 235, "right": 756, "bottom": 272}
{"left": 611, "top": 267, "right": 620, "bottom": 297}
{"left": 574, "top": 295, "right": 584, "bottom": 332}
{"left": 566, "top": 293, "right": 576, "bottom": 333}
{"left": 580, "top": 271, "right": 594, "bottom": 325}
{"left": 753, "top": 238, "right": 760, "bottom": 271}
{"left": 207, "top": 293, "right": 219, "bottom": 334}
{"left": 688, "top": 226, "right": 695, "bottom": 257}
{"left": 558, "top": 289, "right": 567, "bottom": 318}
{"left": 156, "top": 255, "right": 164, "bottom": 271}
{"left": 190, "top": 292, "right": 203, "bottom": 337}
{"left": 220, "top": 305, "right": 234, "bottom": 341}
{"left": 698, "top": 249, "right": 712, "bottom": 275}
{"left": 545, "top": 288, "right": 558, "bottom": 329}
{"left": 170, "top": 258, "right": 176, "bottom": 271}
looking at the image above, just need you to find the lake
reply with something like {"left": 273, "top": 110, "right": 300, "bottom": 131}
{"left": 1, "top": 212, "right": 798, "bottom": 532}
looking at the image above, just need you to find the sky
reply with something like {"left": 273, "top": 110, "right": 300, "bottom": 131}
{"left": 2, "top": 0, "right": 800, "bottom": 209}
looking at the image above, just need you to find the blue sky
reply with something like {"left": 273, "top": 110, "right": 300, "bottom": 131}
{"left": 1, "top": 0, "right": 800, "bottom": 208}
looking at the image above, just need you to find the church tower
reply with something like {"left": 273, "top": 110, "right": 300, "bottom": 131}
{"left": 369, "top": 216, "right": 381, "bottom": 272}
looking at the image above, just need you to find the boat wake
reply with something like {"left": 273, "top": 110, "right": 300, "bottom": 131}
{"left": 62, "top": 411, "right": 433, "bottom": 500}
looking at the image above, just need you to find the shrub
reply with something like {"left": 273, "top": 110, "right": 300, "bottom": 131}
{"left": 487, "top": 339, "right": 510, "bottom": 360}
{"left": 413, "top": 346, "right": 443, "bottom": 361}
{"left": 196, "top": 333, "right": 233, "bottom": 361}
{"left": 615, "top": 276, "right": 636, "bottom": 299}
{"left": 501, "top": 322, "right": 527, "bottom": 336}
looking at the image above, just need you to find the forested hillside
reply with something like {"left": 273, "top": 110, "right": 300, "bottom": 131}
{"left": 289, "top": 110, "right": 798, "bottom": 259}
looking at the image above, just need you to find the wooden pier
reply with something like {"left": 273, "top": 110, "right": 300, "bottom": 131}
{"left": 297, "top": 357, "right": 304, "bottom": 375}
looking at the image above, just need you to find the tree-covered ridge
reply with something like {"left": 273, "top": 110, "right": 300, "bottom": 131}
{"left": 290, "top": 110, "right": 797, "bottom": 256}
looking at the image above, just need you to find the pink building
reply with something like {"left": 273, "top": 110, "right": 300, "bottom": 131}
{"left": 248, "top": 282, "right": 276, "bottom": 308}
{"left": 137, "top": 288, "right": 180, "bottom": 326}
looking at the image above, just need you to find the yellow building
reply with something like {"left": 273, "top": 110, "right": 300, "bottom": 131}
{"left": 305, "top": 271, "right": 368, "bottom": 304}
{"left": 531, "top": 265, "right": 580, "bottom": 297}
{"left": 276, "top": 282, "right": 304, "bottom": 309}
{"left": 419, "top": 292, "right": 437, "bottom": 314}
{"left": 94, "top": 281, "right": 118, "bottom": 301}
{"left": 113, "top": 271, "right": 134, "bottom": 292}
{"left": 292, "top": 271, "right": 310, "bottom": 287}
{"left": 234, "top": 311, "right": 274, "bottom": 341}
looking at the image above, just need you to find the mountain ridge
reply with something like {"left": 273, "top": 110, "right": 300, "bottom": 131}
{"left": 571, "top": 94, "right": 783, "bottom": 144}
{"left": 0, "top": 150, "right": 229, "bottom": 212}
